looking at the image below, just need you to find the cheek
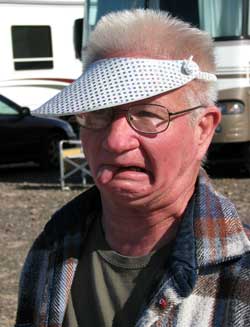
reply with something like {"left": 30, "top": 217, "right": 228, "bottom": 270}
{"left": 80, "top": 129, "right": 99, "bottom": 163}
{"left": 151, "top": 125, "right": 196, "bottom": 173}
{"left": 175, "top": 126, "right": 198, "bottom": 166}
{"left": 145, "top": 137, "right": 175, "bottom": 177}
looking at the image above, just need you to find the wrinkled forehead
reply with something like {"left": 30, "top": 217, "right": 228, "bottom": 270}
{"left": 32, "top": 57, "right": 216, "bottom": 117}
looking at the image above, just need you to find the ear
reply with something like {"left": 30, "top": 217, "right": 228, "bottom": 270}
{"left": 195, "top": 106, "right": 221, "bottom": 161}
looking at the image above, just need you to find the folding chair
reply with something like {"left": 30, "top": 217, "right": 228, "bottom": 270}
{"left": 59, "top": 140, "right": 92, "bottom": 190}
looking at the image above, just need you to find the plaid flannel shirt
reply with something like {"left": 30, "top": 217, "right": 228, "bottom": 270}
{"left": 15, "top": 169, "right": 250, "bottom": 327}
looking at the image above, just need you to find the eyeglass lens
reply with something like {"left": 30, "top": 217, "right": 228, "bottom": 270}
{"left": 76, "top": 109, "right": 113, "bottom": 129}
{"left": 76, "top": 104, "right": 170, "bottom": 134}
{"left": 128, "top": 105, "right": 169, "bottom": 133}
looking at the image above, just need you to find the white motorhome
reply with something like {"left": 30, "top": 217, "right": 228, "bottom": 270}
{"left": 82, "top": 0, "right": 250, "bottom": 172}
{"left": 0, "top": 0, "right": 84, "bottom": 110}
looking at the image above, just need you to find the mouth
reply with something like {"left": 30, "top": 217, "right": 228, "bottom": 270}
{"left": 118, "top": 166, "right": 147, "bottom": 173}
{"left": 96, "top": 164, "right": 150, "bottom": 184}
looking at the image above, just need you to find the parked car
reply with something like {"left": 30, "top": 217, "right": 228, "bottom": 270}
{"left": 0, "top": 94, "right": 76, "bottom": 168}
{"left": 60, "top": 114, "right": 79, "bottom": 137}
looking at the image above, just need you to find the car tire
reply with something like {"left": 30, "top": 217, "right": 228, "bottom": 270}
{"left": 40, "top": 133, "right": 65, "bottom": 169}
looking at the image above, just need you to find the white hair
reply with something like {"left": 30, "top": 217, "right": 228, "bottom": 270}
{"left": 84, "top": 9, "right": 217, "bottom": 108}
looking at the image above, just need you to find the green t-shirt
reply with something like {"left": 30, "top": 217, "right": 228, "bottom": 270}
{"left": 63, "top": 216, "right": 172, "bottom": 327}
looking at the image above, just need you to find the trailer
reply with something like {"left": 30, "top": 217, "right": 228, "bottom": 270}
{"left": 0, "top": 0, "right": 84, "bottom": 110}
{"left": 80, "top": 0, "right": 250, "bottom": 172}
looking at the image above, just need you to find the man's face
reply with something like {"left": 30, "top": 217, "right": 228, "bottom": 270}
{"left": 80, "top": 87, "right": 205, "bottom": 208}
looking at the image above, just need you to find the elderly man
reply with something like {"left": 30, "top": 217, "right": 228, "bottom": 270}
{"left": 16, "top": 9, "right": 250, "bottom": 327}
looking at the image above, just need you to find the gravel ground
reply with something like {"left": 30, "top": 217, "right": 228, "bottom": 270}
{"left": 1, "top": 164, "right": 250, "bottom": 327}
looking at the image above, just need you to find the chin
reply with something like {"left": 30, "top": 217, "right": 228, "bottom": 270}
{"left": 100, "top": 182, "right": 153, "bottom": 203}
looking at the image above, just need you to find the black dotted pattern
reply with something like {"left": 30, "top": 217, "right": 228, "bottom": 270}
{"left": 33, "top": 57, "right": 217, "bottom": 116}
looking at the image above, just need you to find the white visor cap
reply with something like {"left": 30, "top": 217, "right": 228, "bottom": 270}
{"left": 33, "top": 56, "right": 217, "bottom": 116}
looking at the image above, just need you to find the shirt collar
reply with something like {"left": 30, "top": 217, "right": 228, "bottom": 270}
{"left": 173, "top": 168, "right": 250, "bottom": 270}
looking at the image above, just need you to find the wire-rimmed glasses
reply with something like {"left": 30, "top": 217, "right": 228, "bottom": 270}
{"left": 76, "top": 103, "right": 204, "bottom": 134}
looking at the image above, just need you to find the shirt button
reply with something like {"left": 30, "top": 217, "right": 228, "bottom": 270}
{"left": 158, "top": 297, "right": 168, "bottom": 309}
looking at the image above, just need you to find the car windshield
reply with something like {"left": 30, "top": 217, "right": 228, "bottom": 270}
{"left": 0, "top": 99, "right": 18, "bottom": 115}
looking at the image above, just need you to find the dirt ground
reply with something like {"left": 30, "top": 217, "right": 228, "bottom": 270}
{"left": 1, "top": 164, "right": 250, "bottom": 327}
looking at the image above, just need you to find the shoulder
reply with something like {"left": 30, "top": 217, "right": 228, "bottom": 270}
{"left": 42, "top": 186, "right": 101, "bottom": 245}
{"left": 228, "top": 223, "right": 250, "bottom": 274}
{"left": 19, "top": 187, "right": 101, "bottom": 280}
{"left": 27, "top": 186, "right": 101, "bottom": 250}
{"left": 243, "top": 223, "right": 250, "bottom": 239}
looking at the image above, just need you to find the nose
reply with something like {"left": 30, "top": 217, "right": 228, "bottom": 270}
{"left": 102, "top": 115, "right": 140, "bottom": 154}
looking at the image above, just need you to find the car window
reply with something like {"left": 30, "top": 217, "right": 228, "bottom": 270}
{"left": 0, "top": 101, "right": 18, "bottom": 115}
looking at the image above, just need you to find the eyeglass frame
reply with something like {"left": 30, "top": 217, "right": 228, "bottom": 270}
{"left": 76, "top": 103, "right": 205, "bottom": 135}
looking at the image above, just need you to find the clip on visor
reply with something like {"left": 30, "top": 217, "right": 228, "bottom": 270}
{"left": 33, "top": 56, "right": 217, "bottom": 117}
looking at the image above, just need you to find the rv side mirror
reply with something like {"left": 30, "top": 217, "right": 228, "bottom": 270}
{"left": 74, "top": 18, "right": 83, "bottom": 60}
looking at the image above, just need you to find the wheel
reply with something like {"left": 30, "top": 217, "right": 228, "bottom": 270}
{"left": 40, "top": 133, "right": 64, "bottom": 169}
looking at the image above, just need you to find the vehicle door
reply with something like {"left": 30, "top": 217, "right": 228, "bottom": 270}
{"left": 0, "top": 97, "right": 36, "bottom": 164}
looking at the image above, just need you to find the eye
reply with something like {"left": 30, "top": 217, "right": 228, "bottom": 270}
{"left": 87, "top": 109, "right": 113, "bottom": 123}
{"left": 130, "top": 105, "right": 168, "bottom": 121}
{"left": 136, "top": 110, "right": 161, "bottom": 119}
{"left": 90, "top": 109, "right": 110, "bottom": 117}
{"left": 76, "top": 108, "right": 113, "bottom": 129}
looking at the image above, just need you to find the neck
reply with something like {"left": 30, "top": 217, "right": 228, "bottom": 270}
{"left": 100, "top": 184, "right": 195, "bottom": 256}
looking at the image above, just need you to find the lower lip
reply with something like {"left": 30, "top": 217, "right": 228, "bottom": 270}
{"left": 112, "top": 168, "right": 150, "bottom": 181}
{"left": 97, "top": 166, "right": 151, "bottom": 184}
